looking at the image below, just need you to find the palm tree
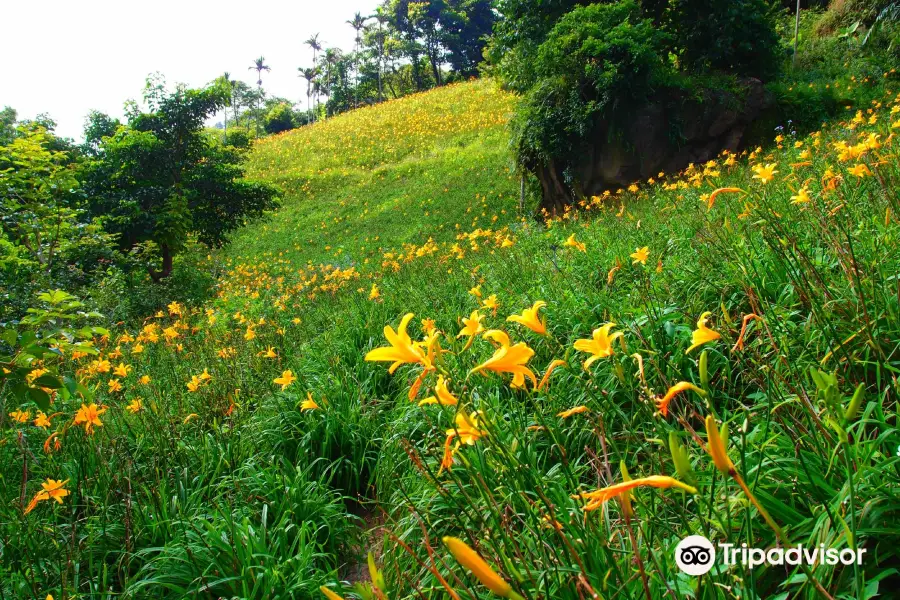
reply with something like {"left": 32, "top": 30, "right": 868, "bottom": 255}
{"left": 299, "top": 67, "right": 317, "bottom": 124}
{"left": 370, "top": 7, "right": 389, "bottom": 103}
{"left": 347, "top": 13, "right": 367, "bottom": 107}
{"left": 305, "top": 34, "right": 323, "bottom": 120}
{"left": 220, "top": 72, "right": 231, "bottom": 142}
{"left": 248, "top": 56, "right": 270, "bottom": 138}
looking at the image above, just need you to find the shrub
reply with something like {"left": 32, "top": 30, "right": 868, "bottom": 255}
{"left": 668, "top": 0, "right": 784, "bottom": 79}
{"left": 512, "top": 1, "right": 669, "bottom": 165}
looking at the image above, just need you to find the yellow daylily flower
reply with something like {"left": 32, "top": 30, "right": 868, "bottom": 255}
{"left": 419, "top": 376, "right": 459, "bottom": 406}
{"left": 573, "top": 323, "right": 623, "bottom": 369}
{"left": 365, "top": 313, "right": 428, "bottom": 374}
{"left": 301, "top": 392, "right": 320, "bottom": 411}
{"left": 470, "top": 334, "right": 536, "bottom": 389}
{"left": 273, "top": 370, "right": 296, "bottom": 390}
{"left": 630, "top": 246, "right": 649, "bottom": 265}
{"left": 655, "top": 382, "right": 706, "bottom": 417}
{"left": 457, "top": 310, "right": 486, "bottom": 351}
{"left": 686, "top": 311, "right": 721, "bottom": 354}
{"left": 506, "top": 300, "right": 547, "bottom": 335}
{"left": 575, "top": 475, "right": 697, "bottom": 512}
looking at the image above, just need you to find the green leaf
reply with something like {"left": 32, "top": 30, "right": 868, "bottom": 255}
{"left": 28, "top": 387, "right": 51, "bottom": 411}
{"left": 32, "top": 374, "right": 63, "bottom": 389}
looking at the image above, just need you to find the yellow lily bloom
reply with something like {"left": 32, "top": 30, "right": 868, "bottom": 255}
{"left": 470, "top": 334, "right": 536, "bottom": 389}
{"left": 563, "top": 233, "right": 586, "bottom": 252}
{"left": 557, "top": 405, "right": 589, "bottom": 418}
{"left": 573, "top": 323, "right": 623, "bottom": 369}
{"left": 443, "top": 536, "right": 521, "bottom": 600}
{"left": 630, "top": 246, "right": 649, "bottom": 265}
{"left": 686, "top": 311, "right": 721, "bottom": 354}
{"left": 273, "top": 370, "right": 296, "bottom": 390}
{"left": 319, "top": 586, "right": 344, "bottom": 600}
{"left": 537, "top": 359, "right": 566, "bottom": 390}
{"left": 365, "top": 313, "right": 428, "bottom": 373}
{"left": 457, "top": 310, "right": 485, "bottom": 351}
{"left": 419, "top": 376, "right": 459, "bottom": 406}
{"left": 301, "top": 392, "right": 320, "bottom": 411}
{"left": 506, "top": 300, "right": 547, "bottom": 335}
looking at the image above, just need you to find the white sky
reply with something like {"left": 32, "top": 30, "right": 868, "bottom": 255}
{"left": 1, "top": 0, "right": 381, "bottom": 140}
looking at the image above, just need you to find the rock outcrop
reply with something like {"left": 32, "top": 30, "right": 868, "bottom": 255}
{"left": 533, "top": 79, "right": 772, "bottom": 212}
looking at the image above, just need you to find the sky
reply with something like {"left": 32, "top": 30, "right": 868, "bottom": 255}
{"left": 1, "top": 0, "right": 382, "bottom": 140}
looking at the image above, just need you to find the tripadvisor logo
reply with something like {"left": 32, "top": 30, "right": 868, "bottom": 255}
{"left": 675, "top": 535, "right": 866, "bottom": 575}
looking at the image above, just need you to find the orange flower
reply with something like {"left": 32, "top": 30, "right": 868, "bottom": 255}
{"left": 24, "top": 479, "right": 70, "bottom": 515}
{"left": 470, "top": 332, "right": 536, "bottom": 389}
{"left": 365, "top": 313, "right": 428, "bottom": 373}
{"left": 655, "top": 382, "right": 706, "bottom": 417}
{"left": 273, "top": 370, "right": 296, "bottom": 390}
{"left": 456, "top": 310, "right": 485, "bottom": 351}
{"left": 563, "top": 234, "right": 586, "bottom": 252}
{"left": 630, "top": 246, "right": 649, "bottom": 265}
{"left": 557, "top": 405, "right": 589, "bottom": 418}
{"left": 419, "top": 376, "right": 459, "bottom": 406}
{"left": 537, "top": 359, "right": 566, "bottom": 391}
{"left": 73, "top": 403, "right": 106, "bottom": 434}
{"left": 686, "top": 311, "right": 720, "bottom": 354}
{"left": 573, "top": 323, "right": 623, "bottom": 369}
{"left": 506, "top": 300, "right": 547, "bottom": 335}
{"left": 732, "top": 313, "right": 762, "bottom": 352}
{"left": 706, "top": 187, "right": 744, "bottom": 210}
{"left": 300, "top": 392, "right": 320, "bottom": 411}
{"left": 574, "top": 475, "right": 696, "bottom": 512}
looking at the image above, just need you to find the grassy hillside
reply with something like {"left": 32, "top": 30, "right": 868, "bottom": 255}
{"left": 5, "top": 75, "right": 900, "bottom": 600}
{"left": 228, "top": 80, "right": 520, "bottom": 268}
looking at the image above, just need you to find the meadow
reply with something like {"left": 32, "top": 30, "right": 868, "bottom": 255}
{"left": 3, "top": 71, "right": 900, "bottom": 600}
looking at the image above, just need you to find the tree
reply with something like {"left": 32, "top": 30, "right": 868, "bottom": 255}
{"left": 299, "top": 67, "right": 317, "bottom": 122}
{"left": 84, "top": 80, "right": 278, "bottom": 281}
{"left": 82, "top": 110, "right": 121, "bottom": 155}
{"left": 264, "top": 102, "right": 296, "bottom": 134}
{"left": 347, "top": 12, "right": 369, "bottom": 106}
{"left": 248, "top": 56, "right": 271, "bottom": 138}
{"left": 305, "top": 34, "right": 324, "bottom": 120}
{"left": 440, "top": 0, "right": 496, "bottom": 77}
{"left": 367, "top": 7, "right": 391, "bottom": 101}
{"left": 218, "top": 72, "right": 232, "bottom": 141}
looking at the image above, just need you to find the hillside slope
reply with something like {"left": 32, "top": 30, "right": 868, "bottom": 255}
{"left": 228, "top": 80, "right": 520, "bottom": 269}
{"left": 5, "top": 75, "right": 900, "bottom": 599}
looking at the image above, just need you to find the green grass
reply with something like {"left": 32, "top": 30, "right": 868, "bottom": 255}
{"left": 4, "top": 71, "right": 900, "bottom": 600}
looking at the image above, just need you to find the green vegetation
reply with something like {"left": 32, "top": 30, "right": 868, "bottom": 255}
{"left": 3, "top": 1, "right": 900, "bottom": 599}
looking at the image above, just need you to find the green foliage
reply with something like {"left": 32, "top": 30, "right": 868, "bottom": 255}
{"left": 0, "top": 290, "right": 104, "bottom": 411}
{"left": 668, "top": 0, "right": 783, "bottom": 79}
{"left": 264, "top": 102, "right": 297, "bottom": 134}
{"left": 84, "top": 80, "right": 279, "bottom": 280}
{"left": 512, "top": 1, "right": 669, "bottom": 165}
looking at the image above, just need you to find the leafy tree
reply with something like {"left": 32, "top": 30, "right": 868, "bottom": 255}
{"left": 264, "top": 102, "right": 297, "bottom": 134}
{"left": 82, "top": 110, "right": 121, "bottom": 155}
{"left": 0, "top": 125, "right": 83, "bottom": 272}
{"left": 84, "top": 80, "right": 278, "bottom": 281}
{"left": 0, "top": 106, "right": 17, "bottom": 146}
{"left": 440, "top": 0, "right": 497, "bottom": 77}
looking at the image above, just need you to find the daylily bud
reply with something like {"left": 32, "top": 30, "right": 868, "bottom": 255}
{"left": 699, "top": 350, "right": 709, "bottom": 389}
{"left": 705, "top": 415, "right": 735, "bottom": 476}
{"left": 844, "top": 383, "right": 865, "bottom": 423}
{"left": 669, "top": 431, "right": 695, "bottom": 485}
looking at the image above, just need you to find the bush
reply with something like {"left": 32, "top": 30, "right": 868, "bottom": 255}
{"left": 264, "top": 102, "right": 296, "bottom": 135}
{"left": 512, "top": 1, "right": 669, "bottom": 164}
{"left": 668, "top": 0, "right": 784, "bottom": 79}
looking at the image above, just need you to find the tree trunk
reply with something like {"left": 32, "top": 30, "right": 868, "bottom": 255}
{"left": 148, "top": 244, "right": 174, "bottom": 282}
{"left": 534, "top": 160, "right": 573, "bottom": 215}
